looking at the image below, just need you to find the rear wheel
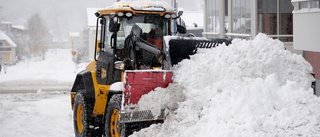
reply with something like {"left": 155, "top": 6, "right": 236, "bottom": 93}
{"left": 104, "top": 94, "right": 128, "bottom": 137}
{"left": 73, "top": 90, "right": 94, "bottom": 137}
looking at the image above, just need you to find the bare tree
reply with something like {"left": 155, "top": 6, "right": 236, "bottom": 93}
{"left": 0, "top": 5, "right": 2, "bottom": 21}
{"left": 27, "top": 13, "right": 49, "bottom": 55}
{"left": 0, "top": 5, "right": 3, "bottom": 23}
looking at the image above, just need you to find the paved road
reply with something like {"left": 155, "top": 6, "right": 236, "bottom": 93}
{"left": 0, "top": 81, "right": 73, "bottom": 94}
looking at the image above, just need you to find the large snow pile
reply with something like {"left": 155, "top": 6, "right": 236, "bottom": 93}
{"left": 133, "top": 33, "right": 319, "bottom": 136}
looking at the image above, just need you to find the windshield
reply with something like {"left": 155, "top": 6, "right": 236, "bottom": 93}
{"left": 121, "top": 15, "right": 169, "bottom": 38}
{"left": 118, "top": 15, "right": 169, "bottom": 49}
{"left": 103, "top": 15, "right": 169, "bottom": 54}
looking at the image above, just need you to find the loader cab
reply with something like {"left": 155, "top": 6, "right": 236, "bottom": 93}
{"left": 93, "top": 5, "right": 184, "bottom": 85}
{"left": 107, "top": 14, "right": 170, "bottom": 58}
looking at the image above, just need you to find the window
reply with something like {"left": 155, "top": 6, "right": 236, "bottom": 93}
{"left": 258, "top": 0, "right": 277, "bottom": 35}
{"left": 300, "top": 0, "right": 320, "bottom": 9}
{"left": 103, "top": 17, "right": 113, "bottom": 54}
{"left": 299, "top": 1, "right": 308, "bottom": 9}
{"left": 279, "top": 0, "right": 293, "bottom": 41}
{"left": 310, "top": 0, "right": 319, "bottom": 8}
{"left": 0, "top": 54, "right": 3, "bottom": 62}
{"left": 0, "top": 41, "right": 3, "bottom": 47}
{"left": 102, "top": 15, "right": 170, "bottom": 60}
{"left": 231, "top": 0, "right": 251, "bottom": 34}
{"left": 257, "top": 0, "right": 293, "bottom": 42}
{"left": 206, "top": 0, "right": 221, "bottom": 36}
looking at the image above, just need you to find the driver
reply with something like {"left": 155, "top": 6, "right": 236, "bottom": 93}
{"left": 147, "top": 28, "right": 162, "bottom": 49}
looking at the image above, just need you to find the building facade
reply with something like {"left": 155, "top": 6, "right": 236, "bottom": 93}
{"left": 291, "top": 0, "right": 320, "bottom": 95}
{"left": 203, "top": 0, "right": 301, "bottom": 54}
{"left": 0, "top": 30, "right": 17, "bottom": 65}
{"left": 0, "top": 22, "right": 28, "bottom": 59}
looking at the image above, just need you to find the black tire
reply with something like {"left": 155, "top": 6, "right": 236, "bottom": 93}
{"left": 104, "top": 94, "right": 128, "bottom": 137}
{"left": 73, "top": 90, "right": 94, "bottom": 137}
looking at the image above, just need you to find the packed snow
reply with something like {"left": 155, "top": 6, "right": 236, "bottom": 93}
{"left": 133, "top": 33, "right": 319, "bottom": 137}
{"left": 0, "top": 91, "right": 74, "bottom": 137}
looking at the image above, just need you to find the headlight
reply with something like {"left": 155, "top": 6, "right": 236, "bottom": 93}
{"left": 114, "top": 61, "right": 124, "bottom": 70}
{"left": 109, "top": 13, "right": 116, "bottom": 18}
{"left": 125, "top": 12, "right": 133, "bottom": 17}
{"left": 164, "top": 14, "right": 171, "bottom": 19}
{"left": 171, "top": 14, "right": 177, "bottom": 18}
{"left": 117, "top": 12, "right": 124, "bottom": 17}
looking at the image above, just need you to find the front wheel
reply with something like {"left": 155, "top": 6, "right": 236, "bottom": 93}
{"left": 73, "top": 90, "right": 94, "bottom": 137}
{"left": 104, "top": 94, "right": 128, "bottom": 137}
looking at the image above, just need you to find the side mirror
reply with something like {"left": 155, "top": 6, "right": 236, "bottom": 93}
{"left": 178, "top": 11, "right": 183, "bottom": 17}
{"left": 114, "top": 61, "right": 124, "bottom": 70}
{"left": 109, "top": 19, "right": 120, "bottom": 33}
{"left": 176, "top": 18, "right": 186, "bottom": 34}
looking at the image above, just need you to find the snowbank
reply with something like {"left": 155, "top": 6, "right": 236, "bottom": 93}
{"left": 0, "top": 49, "right": 76, "bottom": 83}
{"left": 0, "top": 49, "right": 77, "bottom": 92}
{"left": 133, "top": 33, "right": 319, "bottom": 136}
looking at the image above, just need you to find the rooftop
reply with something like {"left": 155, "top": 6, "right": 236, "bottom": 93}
{"left": 0, "top": 30, "right": 17, "bottom": 47}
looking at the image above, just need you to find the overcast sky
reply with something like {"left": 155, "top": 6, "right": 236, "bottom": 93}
{"left": 0, "top": 0, "right": 202, "bottom": 41}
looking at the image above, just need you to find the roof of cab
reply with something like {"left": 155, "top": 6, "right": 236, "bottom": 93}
{"left": 98, "top": 1, "right": 176, "bottom": 16}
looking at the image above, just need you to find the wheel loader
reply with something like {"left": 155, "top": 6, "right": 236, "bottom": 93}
{"left": 70, "top": 1, "right": 231, "bottom": 137}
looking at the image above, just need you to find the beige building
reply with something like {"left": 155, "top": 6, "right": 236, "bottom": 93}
{"left": 0, "top": 30, "right": 16, "bottom": 65}
{"left": 69, "top": 32, "right": 83, "bottom": 49}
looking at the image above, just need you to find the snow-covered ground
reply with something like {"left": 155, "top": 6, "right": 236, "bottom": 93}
{"left": 0, "top": 91, "right": 74, "bottom": 137}
{"left": 0, "top": 34, "right": 319, "bottom": 137}
{"left": 0, "top": 49, "right": 77, "bottom": 137}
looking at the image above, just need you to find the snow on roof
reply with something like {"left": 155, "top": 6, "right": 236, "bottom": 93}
{"left": 1, "top": 21, "right": 12, "bottom": 24}
{"left": 0, "top": 30, "right": 17, "bottom": 47}
{"left": 69, "top": 32, "right": 81, "bottom": 37}
{"left": 110, "top": 0, "right": 173, "bottom": 11}
{"left": 291, "top": 0, "right": 308, "bottom": 2}
{"left": 87, "top": 8, "right": 102, "bottom": 28}
{"left": 11, "top": 24, "right": 26, "bottom": 30}
{"left": 181, "top": 11, "right": 203, "bottom": 29}
{"left": 87, "top": 1, "right": 173, "bottom": 28}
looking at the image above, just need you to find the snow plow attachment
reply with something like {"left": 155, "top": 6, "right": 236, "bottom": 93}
{"left": 166, "top": 37, "right": 232, "bottom": 65}
{"left": 120, "top": 70, "right": 172, "bottom": 123}
{"left": 119, "top": 37, "right": 232, "bottom": 123}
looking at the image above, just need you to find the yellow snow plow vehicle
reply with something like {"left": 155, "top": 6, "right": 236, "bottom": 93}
{"left": 70, "top": 1, "right": 231, "bottom": 137}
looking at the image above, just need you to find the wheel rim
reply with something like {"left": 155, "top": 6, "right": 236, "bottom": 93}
{"left": 110, "top": 109, "right": 121, "bottom": 137}
{"left": 76, "top": 104, "right": 84, "bottom": 133}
